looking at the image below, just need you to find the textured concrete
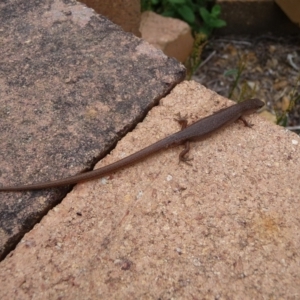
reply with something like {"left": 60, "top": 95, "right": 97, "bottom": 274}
{"left": 140, "top": 11, "right": 194, "bottom": 63}
{"left": 0, "top": 81, "right": 299, "bottom": 299}
{"left": 0, "top": 0, "right": 185, "bottom": 259}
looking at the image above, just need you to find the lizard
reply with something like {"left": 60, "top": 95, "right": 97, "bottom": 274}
{"left": 0, "top": 98, "right": 264, "bottom": 191}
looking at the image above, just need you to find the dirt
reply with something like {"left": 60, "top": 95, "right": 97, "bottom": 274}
{"left": 193, "top": 35, "right": 300, "bottom": 129}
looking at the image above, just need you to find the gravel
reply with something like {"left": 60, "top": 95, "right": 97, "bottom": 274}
{"left": 193, "top": 35, "right": 300, "bottom": 128}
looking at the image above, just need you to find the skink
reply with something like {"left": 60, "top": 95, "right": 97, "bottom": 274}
{"left": 0, "top": 98, "right": 264, "bottom": 191}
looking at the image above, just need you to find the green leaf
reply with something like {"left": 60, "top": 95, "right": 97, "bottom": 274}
{"left": 162, "top": 10, "right": 177, "bottom": 17}
{"left": 224, "top": 69, "right": 238, "bottom": 77}
{"left": 177, "top": 5, "right": 195, "bottom": 23}
{"left": 199, "top": 6, "right": 226, "bottom": 29}
{"left": 167, "top": 0, "right": 186, "bottom": 4}
{"left": 211, "top": 19, "right": 226, "bottom": 28}
{"left": 211, "top": 4, "right": 221, "bottom": 17}
{"left": 199, "top": 7, "right": 211, "bottom": 24}
{"left": 184, "top": 0, "right": 197, "bottom": 11}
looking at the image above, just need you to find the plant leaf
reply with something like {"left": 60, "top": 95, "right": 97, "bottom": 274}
{"left": 168, "top": 0, "right": 186, "bottom": 4}
{"left": 211, "top": 4, "right": 221, "bottom": 17}
{"left": 199, "top": 7, "right": 210, "bottom": 24}
{"left": 224, "top": 69, "right": 238, "bottom": 77}
{"left": 177, "top": 5, "right": 195, "bottom": 23}
{"left": 211, "top": 19, "right": 226, "bottom": 28}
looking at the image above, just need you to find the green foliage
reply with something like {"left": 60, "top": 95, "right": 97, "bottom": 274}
{"left": 141, "top": 0, "right": 226, "bottom": 35}
{"left": 199, "top": 4, "right": 226, "bottom": 35}
{"left": 141, "top": 0, "right": 226, "bottom": 79}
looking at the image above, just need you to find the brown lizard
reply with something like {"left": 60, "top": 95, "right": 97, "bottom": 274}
{"left": 0, "top": 98, "right": 264, "bottom": 191}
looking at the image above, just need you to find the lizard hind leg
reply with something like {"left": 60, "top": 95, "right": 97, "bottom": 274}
{"left": 174, "top": 113, "right": 193, "bottom": 165}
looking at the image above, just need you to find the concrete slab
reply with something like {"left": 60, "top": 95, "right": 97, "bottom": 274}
{"left": 140, "top": 11, "right": 194, "bottom": 63}
{"left": 0, "top": 0, "right": 185, "bottom": 260}
{"left": 0, "top": 81, "right": 299, "bottom": 298}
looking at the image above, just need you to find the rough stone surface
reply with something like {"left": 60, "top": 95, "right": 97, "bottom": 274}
{"left": 80, "top": 0, "right": 141, "bottom": 36}
{"left": 0, "top": 81, "right": 299, "bottom": 299}
{"left": 140, "top": 11, "right": 194, "bottom": 63}
{"left": 0, "top": 0, "right": 185, "bottom": 260}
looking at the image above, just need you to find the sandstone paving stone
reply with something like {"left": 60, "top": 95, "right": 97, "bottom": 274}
{"left": 0, "top": 81, "right": 300, "bottom": 299}
{"left": 0, "top": 0, "right": 185, "bottom": 260}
